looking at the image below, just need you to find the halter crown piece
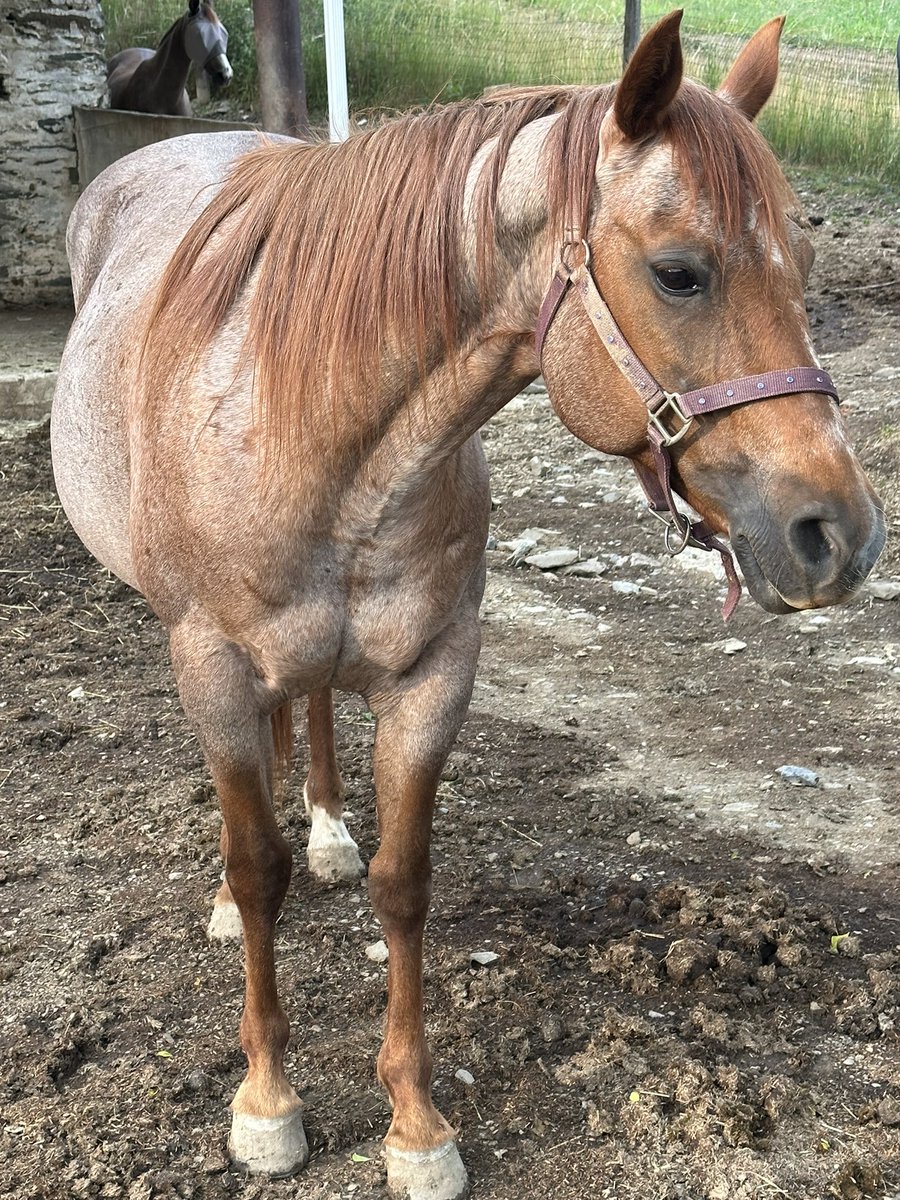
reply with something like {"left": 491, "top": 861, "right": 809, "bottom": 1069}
{"left": 535, "top": 241, "right": 840, "bottom": 620}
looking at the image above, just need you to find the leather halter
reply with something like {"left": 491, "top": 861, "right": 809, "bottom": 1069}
{"left": 535, "top": 242, "right": 839, "bottom": 619}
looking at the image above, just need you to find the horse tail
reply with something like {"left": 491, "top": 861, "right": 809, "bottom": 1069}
{"left": 271, "top": 701, "right": 294, "bottom": 796}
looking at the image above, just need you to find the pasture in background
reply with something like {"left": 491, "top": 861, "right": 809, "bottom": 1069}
{"left": 100, "top": 0, "right": 899, "bottom": 183}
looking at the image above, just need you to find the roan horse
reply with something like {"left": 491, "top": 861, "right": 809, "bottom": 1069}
{"left": 106, "top": 0, "right": 232, "bottom": 116}
{"left": 52, "top": 12, "right": 884, "bottom": 1199}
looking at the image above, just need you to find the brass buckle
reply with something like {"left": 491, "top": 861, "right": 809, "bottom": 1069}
{"left": 648, "top": 391, "right": 694, "bottom": 447}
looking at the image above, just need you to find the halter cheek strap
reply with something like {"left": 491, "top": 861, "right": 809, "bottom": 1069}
{"left": 535, "top": 250, "right": 839, "bottom": 620}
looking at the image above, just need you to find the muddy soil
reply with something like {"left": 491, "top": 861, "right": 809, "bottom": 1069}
{"left": 0, "top": 178, "right": 898, "bottom": 1200}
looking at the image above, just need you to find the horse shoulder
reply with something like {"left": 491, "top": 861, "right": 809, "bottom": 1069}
{"left": 106, "top": 48, "right": 155, "bottom": 109}
{"left": 107, "top": 47, "right": 153, "bottom": 77}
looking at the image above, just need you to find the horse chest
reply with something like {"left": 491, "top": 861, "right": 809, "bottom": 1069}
{"left": 276, "top": 454, "right": 490, "bottom": 684}
{"left": 242, "top": 540, "right": 482, "bottom": 693}
{"left": 344, "top": 569, "right": 475, "bottom": 674}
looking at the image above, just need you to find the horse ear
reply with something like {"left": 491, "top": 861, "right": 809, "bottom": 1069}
{"left": 717, "top": 17, "right": 785, "bottom": 120}
{"left": 612, "top": 10, "right": 684, "bottom": 141}
{"left": 188, "top": 0, "right": 201, "bottom": 14}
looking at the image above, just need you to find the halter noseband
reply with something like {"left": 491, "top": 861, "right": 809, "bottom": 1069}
{"left": 535, "top": 241, "right": 839, "bottom": 619}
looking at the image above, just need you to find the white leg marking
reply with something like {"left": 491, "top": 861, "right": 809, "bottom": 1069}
{"left": 304, "top": 785, "right": 365, "bottom": 883}
{"left": 384, "top": 1140, "right": 468, "bottom": 1200}
{"left": 208, "top": 898, "right": 243, "bottom": 942}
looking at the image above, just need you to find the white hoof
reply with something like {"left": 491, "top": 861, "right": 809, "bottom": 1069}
{"left": 307, "top": 840, "right": 365, "bottom": 883}
{"left": 207, "top": 900, "right": 243, "bottom": 942}
{"left": 229, "top": 1109, "right": 308, "bottom": 1177}
{"left": 384, "top": 1140, "right": 468, "bottom": 1200}
{"left": 306, "top": 801, "right": 365, "bottom": 883}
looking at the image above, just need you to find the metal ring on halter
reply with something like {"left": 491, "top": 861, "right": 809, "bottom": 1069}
{"left": 559, "top": 238, "right": 590, "bottom": 271}
{"left": 649, "top": 506, "right": 693, "bottom": 556}
{"left": 663, "top": 516, "right": 693, "bottom": 555}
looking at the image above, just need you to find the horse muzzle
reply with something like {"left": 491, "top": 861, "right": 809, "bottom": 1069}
{"left": 207, "top": 53, "right": 233, "bottom": 87}
{"left": 729, "top": 489, "right": 886, "bottom": 612}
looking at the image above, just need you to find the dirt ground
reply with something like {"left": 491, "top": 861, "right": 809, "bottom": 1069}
{"left": 1, "top": 175, "right": 898, "bottom": 1200}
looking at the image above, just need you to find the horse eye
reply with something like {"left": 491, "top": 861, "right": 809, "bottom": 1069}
{"left": 654, "top": 266, "right": 700, "bottom": 295}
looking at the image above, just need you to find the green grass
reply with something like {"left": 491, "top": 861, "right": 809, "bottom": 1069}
{"left": 101, "top": 0, "right": 900, "bottom": 183}
{"left": 764, "top": 75, "right": 900, "bottom": 181}
{"left": 540, "top": 0, "right": 897, "bottom": 52}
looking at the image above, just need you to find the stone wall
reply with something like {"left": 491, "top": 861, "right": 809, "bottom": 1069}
{"left": 0, "top": 2, "right": 105, "bottom": 307}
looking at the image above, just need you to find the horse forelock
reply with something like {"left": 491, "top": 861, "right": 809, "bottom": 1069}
{"left": 156, "top": 0, "right": 218, "bottom": 48}
{"left": 663, "top": 83, "right": 794, "bottom": 266}
{"left": 142, "top": 79, "right": 795, "bottom": 464}
{"left": 598, "top": 82, "right": 795, "bottom": 272}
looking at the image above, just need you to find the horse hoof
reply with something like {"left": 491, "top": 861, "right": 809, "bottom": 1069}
{"left": 229, "top": 1109, "right": 308, "bottom": 1177}
{"left": 384, "top": 1140, "right": 468, "bottom": 1200}
{"left": 305, "top": 800, "right": 366, "bottom": 883}
{"left": 207, "top": 900, "right": 243, "bottom": 942}
{"left": 307, "top": 840, "right": 366, "bottom": 884}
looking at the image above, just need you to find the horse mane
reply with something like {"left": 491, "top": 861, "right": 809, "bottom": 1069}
{"left": 143, "top": 80, "right": 792, "bottom": 455}
{"left": 155, "top": 14, "right": 184, "bottom": 48}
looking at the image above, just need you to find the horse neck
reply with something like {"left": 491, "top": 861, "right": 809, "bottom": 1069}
{"left": 393, "top": 117, "right": 558, "bottom": 453}
{"left": 147, "top": 16, "right": 192, "bottom": 104}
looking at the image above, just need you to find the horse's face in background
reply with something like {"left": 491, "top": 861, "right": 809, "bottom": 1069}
{"left": 185, "top": 0, "right": 232, "bottom": 89}
{"left": 542, "top": 14, "right": 884, "bottom": 613}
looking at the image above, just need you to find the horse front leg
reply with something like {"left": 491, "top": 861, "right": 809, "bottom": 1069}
{"left": 366, "top": 610, "right": 481, "bottom": 1200}
{"left": 171, "top": 623, "right": 307, "bottom": 1177}
{"left": 209, "top": 706, "right": 294, "bottom": 942}
{"left": 211, "top": 688, "right": 363, "bottom": 914}
{"left": 304, "top": 687, "right": 365, "bottom": 883}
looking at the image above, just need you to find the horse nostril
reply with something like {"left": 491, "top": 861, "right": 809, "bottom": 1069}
{"left": 792, "top": 517, "right": 831, "bottom": 567}
{"left": 789, "top": 514, "right": 848, "bottom": 582}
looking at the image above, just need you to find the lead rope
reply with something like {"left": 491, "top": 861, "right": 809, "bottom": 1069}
{"left": 632, "top": 451, "right": 743, "bottom": 621}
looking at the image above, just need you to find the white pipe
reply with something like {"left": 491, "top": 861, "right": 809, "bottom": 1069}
{"left": 323, "top": 0, "right": 349, "bottom": 142}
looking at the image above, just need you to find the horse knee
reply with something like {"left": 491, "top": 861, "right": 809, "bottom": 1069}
{"left": 227, "top": 830, "right": 292, "bottom": 914}
{"left": 368, "top": 851, "right": 431, "bottom": 934}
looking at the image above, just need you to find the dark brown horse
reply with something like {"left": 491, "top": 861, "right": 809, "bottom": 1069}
{"left": 52, "top": 13, "right": 883, "bottom": 1199}
{"left": 107, "top": 0, "right": 232, "bottom": 116}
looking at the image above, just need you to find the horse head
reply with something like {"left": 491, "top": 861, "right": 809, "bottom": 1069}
{"left": 540, "top": 12, "right": 884, "bottom": 612}
{"left": 185, "top": 0, "right": 233, "bottom": 89}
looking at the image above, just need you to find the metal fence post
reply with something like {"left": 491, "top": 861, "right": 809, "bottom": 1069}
{"left": 324, "top": 0, "right": 350, "bottom": 142}
{"left": 623, "top": 0, "right": 641, "bottom": 66}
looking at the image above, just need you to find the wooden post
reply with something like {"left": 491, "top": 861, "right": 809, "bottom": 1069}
{"left": 252, "top": 0, "right": 309, "bottom": 136}
{"left": 623, "top": 0, "right": 641, "bottom": 66}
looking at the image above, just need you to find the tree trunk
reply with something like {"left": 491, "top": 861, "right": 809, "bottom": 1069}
{"left": 252, "top": 0, "right": 309, "bottom": 137}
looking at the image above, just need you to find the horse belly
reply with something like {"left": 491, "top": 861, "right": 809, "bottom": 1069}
{"left": 52, "top": 132, "right": 276, "bottom": 593}
{"left": 51, "top": 310, "right": 137, "bottom": 589}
